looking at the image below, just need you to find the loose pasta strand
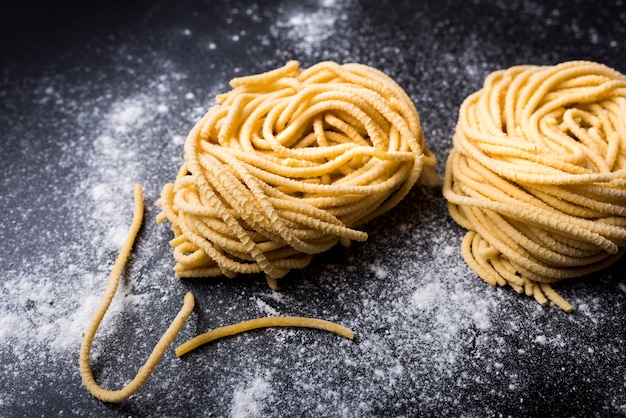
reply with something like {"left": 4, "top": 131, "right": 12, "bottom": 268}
{"left": 79, "top": 185, "right": 195, "bottom": 403}
{"left": 444, "top": 61, "right": 626, "bottom": 311}
{"left": 175, "top": 316, "right": 355, "bottom": 357}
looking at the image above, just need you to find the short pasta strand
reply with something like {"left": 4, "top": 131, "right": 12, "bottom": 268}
{"left": 175, "top": 316, "right": 355, "bottom": 357}
{"left": 158, "top": 61, "right": 435, "bottom": 285}
{"left": 444, "top": 61, "right": 626, "bottom": 311}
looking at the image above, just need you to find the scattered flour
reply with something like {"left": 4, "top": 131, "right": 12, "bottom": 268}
{"left": 254, "top": 297, "right": 280, "bottom": 316}
{"left": 0, "top": 56, "right": 210, "bottom": 371}
{"left": 109, "top": 98, "right": 145, "bottom": 132}
{"left": 270, "top": 0, "right": 352, "bottom": 56}
{"left": 369, "top": 263, "right": 389, "bottom": 280}
{"left": 231, "top": 374, "right": 275, "bottom": 418}
{"left": 411, "top": 281, "right": 444, "bottom": 311}
{"left": 172, "top": 134, "right": 185, "bottom": 145}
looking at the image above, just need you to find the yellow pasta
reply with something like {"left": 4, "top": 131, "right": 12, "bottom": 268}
{"left": 79, "top": 185, "right": 196, "bottom": 403}
{"left": 80, "top": 185, "right": 356, "bottom": 403}
{"left": 444, "top": 61, "right": 626, "bottom": 311}
{"left": 157, "top": 60, "right": 436, "bottom": 286}
{"left": 175, "top": 316, "right": 355, "bottom": 357}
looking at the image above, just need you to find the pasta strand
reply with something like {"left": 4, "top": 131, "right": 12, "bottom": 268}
{"left": 175, "top": 316, "right": 355, "bottom": 357}
{"left": 79, "top": 185, "right": 195, "bottom": 403}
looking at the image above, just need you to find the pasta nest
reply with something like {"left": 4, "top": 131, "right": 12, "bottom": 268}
{"left": 444, "top": 60, "right": 626, "bottom": 311}
{"left": 158, "top": 61, "right": 436, "bottom": 284}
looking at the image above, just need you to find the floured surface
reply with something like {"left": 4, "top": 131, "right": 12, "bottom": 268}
{"left": 1, "top": 0, "right": 625, "bottom": 416}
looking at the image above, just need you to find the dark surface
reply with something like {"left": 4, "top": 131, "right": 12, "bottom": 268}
{"left": 1, "top": 0, "right": 625, "bottom": 417}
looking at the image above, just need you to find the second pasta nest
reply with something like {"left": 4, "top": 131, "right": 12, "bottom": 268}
{"left": 157, "top": 60, "right": 436, "bottom": 286}
{"left": 444, "top": 60, "right": 626, "bottom": 311}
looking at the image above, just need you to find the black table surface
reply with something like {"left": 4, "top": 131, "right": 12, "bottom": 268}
{"left": 1, "top": 0, "right": 625, "bottom": 416}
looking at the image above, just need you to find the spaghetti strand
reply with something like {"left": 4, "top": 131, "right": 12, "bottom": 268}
{"left": 79, "top": 185, "right": 195, "bottom": 403}
{"left": 175, "top": 316, "right": 355, "bottom": 357}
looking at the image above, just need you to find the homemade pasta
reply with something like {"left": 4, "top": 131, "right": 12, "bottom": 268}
{"left": 79, "top": 185, "right": 196, "bottom": 403}
{"left": 80, "top": 185, "right": 355, "bottom": 403}
{"left": 443, "top": 61, "right": 626, "bottom": 311}
{"left": 175, "top": 316, "right": 355, "bottom": 357}
{"left": 157, "top": 61, "right": 436, "bottom": 286}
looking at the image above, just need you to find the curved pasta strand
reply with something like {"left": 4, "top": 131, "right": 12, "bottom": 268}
{"left": 79, "top": 185, "right": 195, "bottom": 402}
{"left": 175, "top": 316, "right": 354, "bottom": 357}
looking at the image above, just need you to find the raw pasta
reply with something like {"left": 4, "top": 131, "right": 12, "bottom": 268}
{"left": 175, "top": 316, "right": 355, "bottom": 357}
{"left": 157, "top": 60, "right": 436, "bottom": 287}
{"left": 81, "top": 60, "right": 427, "bottom": 403}
{"left": 79, "top": 185, "right": 354, "bottom": 403}
{"left": 443, "top": 61, "right": 626, "bottom": 311}
{"left": 79, "top": 185, "right": 196, "bottom": 403}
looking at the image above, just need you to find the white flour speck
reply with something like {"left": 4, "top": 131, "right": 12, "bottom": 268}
{"left": 270, "top": 0, "right": 352, "bottom": 56}
{"left": 254, "top": 298, "right": 280, "bottom": 316}
{"left": 411, "top": 282, "right": 444, "bottom": 311}
{"left": 109, "top": 98, "right": 144, "bottom": 132}
{"left": 231, "top": 374, "right": 274, "bottom": 418}
{"left": 369, "top": 264, "right": 389, "bottom": 279}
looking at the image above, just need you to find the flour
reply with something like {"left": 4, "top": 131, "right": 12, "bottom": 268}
{"left": 0, "top": 60, "right": 203, "bottom": 366}
{"left": 0, "top": 41, "right": 244, "bottom": 415}
{"left": 254, "top": 297, "right": 280, "bottom": 316}
{"left": 109, "top": 98, "right": 145, "bottom": 132}
{"left": 270, "top": 0, "right": 351, "bottom": 56}
{"left": 369, "top": 263, "right": 389, "bottom": 280}
{"left": 172, "top": 134, "right": 185, "bottom": 145}
{"left": 411, "top": 281, "right": 445, "bottom": 311}
{"left": 230, "top": 374, "right": 274, "bottom": 418}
